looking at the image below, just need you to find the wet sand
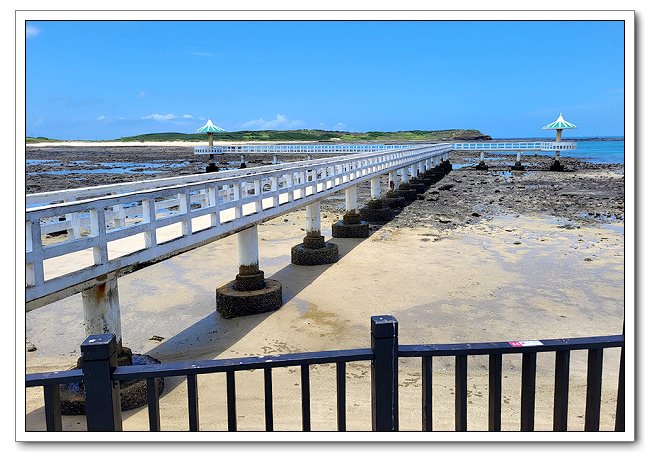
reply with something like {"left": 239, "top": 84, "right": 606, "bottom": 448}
{"left": 24, "top": 146, "right": 625, "bottom": 434}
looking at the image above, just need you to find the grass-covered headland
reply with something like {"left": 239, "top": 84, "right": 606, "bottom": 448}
{"left": 26, "top": 129, "right": 491, "bottom": 143}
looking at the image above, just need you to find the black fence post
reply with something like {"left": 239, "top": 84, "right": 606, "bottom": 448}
{"left": 371, "top": 315, "right": 399, "bottom": 431}
{"left": 80, "top": 334, "right": 123, "bottom": 431}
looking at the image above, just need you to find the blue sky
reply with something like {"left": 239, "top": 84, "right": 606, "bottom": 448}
{"left": 25, "top": 20, "right": 624, "bottom": 140}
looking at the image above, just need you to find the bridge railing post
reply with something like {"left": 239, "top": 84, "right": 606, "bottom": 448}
{"left": 81, "top": 333, "right": 123, "bottom": 431}
{"left": 371, "top": 315, "right": 399, "bottom": 431}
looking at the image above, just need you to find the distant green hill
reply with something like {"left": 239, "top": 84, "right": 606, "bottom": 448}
{"left": 26, "top": 129, "right": 491, "bottom": 143}
{"left": 26, "top": 136, "right": 60, "bottom": 143}
{"left": 117, "top": 129, "right": 491, "bottom": 142}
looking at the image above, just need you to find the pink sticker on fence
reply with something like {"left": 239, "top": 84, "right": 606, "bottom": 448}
{"left": 509, "top": 340, "right": 543, "bottom": 347}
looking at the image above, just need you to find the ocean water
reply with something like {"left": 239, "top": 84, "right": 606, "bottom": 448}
{"left": 570, "top": 140, "right": 624, "bottom": 164}
{"left": 489, "top": 139, "right": 624, "bottom": 164}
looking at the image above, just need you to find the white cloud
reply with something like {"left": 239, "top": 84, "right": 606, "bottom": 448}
{"left": 97, "top": 115, "right": 106, "bottom": 121}
{"left": 191, "top": 51, "right": 217, "bottom": 58}
{"left": 334, "top": 122, "right": 346, "bottom": 130}
{"left": 26, "top": 25, "right": 40, "bottom": 39}
{"left": 241, "top": 113, "right": 303, "bottom": 130}
{"left": 142, "top": 113, "right": 194, "bottom": 121}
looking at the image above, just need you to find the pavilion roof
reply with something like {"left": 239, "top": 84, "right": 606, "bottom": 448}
{"left": 542, "top": 113, "right": 577, "bottom": 130}
{"left": 196, "top": 119, "right": 226, "bottom": 133}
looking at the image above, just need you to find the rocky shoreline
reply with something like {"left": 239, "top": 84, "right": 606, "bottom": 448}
{"left": 25, "top": 146, "right": 624, "bottom": 230}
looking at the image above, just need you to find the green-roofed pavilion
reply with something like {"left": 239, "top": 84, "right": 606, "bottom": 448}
{"left": 196, "top": 118, "right": 225, "bottom": 151}
{"left": 542, "top": 113, "right": 577, "bottom": 170}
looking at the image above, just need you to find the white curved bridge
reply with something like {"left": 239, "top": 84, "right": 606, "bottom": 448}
{"left": 25, "top": 139, "right": 577, "bottom": 314}
{"left": 26, "top": 144, "right": 451, "bottom": 310}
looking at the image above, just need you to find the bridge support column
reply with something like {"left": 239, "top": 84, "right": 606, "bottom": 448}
{"left": 272, "top": 154, "right": 279, "bottom": 165}
{"left": 512, "top": 150, "right": 525, "bottom": 171}
{"left": 206, "top": 152, "right": 219, "bottom": 172}
{"left": 81, "top": 277, "right": 129, "bottom": 364}
{"left": 441, "top": 153, "right": 452, "bottom": 173}
{"left": 395, "top": 166, "right": 418, "bottom": 202}
{"left": 60, "top": 276, "right": 164, "bottom": 416}
{"left": 420, "top": 155, "right": 448, "bottom": 184}
{"left": 476, "top": 151, "right": 488, "bottom": 170}
{"left": 291, "top": 201, "right": 339, "bottom": 265}
{"left": 408, "top": 163, "right": 428, "bottom": 195}
{"left": 332, "top": 186, "right": 370, "bottom": 238}
{"left": 216, "top": 225, "right": 283, "bottom": 318}
{"left": 360, "top": 176, "right": 394, "bottom": 223}
{"left": 382, "top": 170, "right": 407, "bottom": 209}
{"left": 239, "top": 154, "right": 247, "bottom": 169}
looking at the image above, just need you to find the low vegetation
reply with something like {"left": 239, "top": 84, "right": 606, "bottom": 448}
{"left": 26, "top": 129, "right": 491, "bottom": 143}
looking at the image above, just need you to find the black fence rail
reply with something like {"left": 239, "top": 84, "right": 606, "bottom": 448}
{"left": 25, "top": 315, "right": 625, "bottom": 432}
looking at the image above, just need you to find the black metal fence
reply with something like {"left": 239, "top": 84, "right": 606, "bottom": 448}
{"left": 25, "top": 315, "right": 625, "bottom": 432}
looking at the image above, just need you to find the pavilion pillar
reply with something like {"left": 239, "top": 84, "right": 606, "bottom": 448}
{"left": 205, "top": 132, "right": 219, "bottom": 173}
{"left": 216, "top": 224, "right": 283, "bottom": 318}
{"left": 550, "top": 128, "right": 565, "bottom": 171}
{"left": 291, "top": 201, "right": 339, "bottom": 265}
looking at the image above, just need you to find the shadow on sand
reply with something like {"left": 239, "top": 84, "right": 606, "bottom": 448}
{"left": 119, "top": 222, "right": 394, "bottom": 416}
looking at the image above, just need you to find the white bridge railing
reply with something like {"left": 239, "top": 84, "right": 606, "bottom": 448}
{"left": 452, "top": 141, "right": 577, "bottom": 151}
{"left": 28, "top": 155, "right": 394, "bottom": 236}
{"left": 193, "top": 144, "right": 411, "bottom": 155}
{"left": 26, "top": 144, "right": 451, "bottom": 309}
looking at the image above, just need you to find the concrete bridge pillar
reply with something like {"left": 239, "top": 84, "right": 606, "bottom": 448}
{"left": 370, "top": 176, "right": 381, "bottom": 200}
{"left": 272, "top": 154, "right": 278, "bottom": 165}
{"left": 512, "top": 150, "right": 525, "bottom": 171}
{"left": 476, "top": 151, "right": 488, "bottom": 170}
{"left": 81, "top": 277, "right": 130, "bottom": 364}
{"left": 216, "top": 224, "right": 283, "bottom": 318}
{"left": 59, "top": 277, "right": 164, "bottom": 415}
{"left": 395, "top": 166, "right": 417, "bottom": 202}
{"left": 441, "top": 152, "right": 452, "bottom": 173}
{"left": 408, "top": 162, "right": 428, "bottom": 195}
{"left": 360, "top": 175, "right": 394, "bottom": 223}
{"left": 292, "top": 201, "right": 339, "bottom": 265}
{"left": 332, "top": 186, "right": 370, "bottom": 238}
{"left": 388, "top": 171, "right": 396, "bottom": 191}
{"left": 382, "top": 169, "right": 407, "bottom": 209}
{"left": 239, "top": 154, "right": 247, "bottom": 169}
{"left": 400, "top": 167, "right": 409, "bottom": 184}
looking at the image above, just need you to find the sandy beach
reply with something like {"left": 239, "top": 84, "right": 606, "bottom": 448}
{"left": 24, "top": 146, "right": 625, "bottom": 433}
